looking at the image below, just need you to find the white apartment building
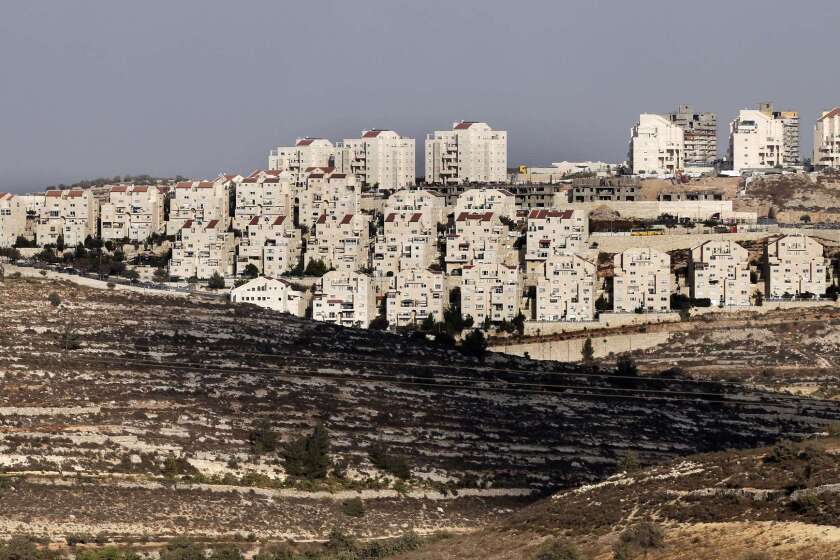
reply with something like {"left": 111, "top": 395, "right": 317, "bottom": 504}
{"left": 425, "top": 121, "right": 507, "bottom": 185}
{"left": 230, "top": 276, "right": 306, "bottom": 317}
{"left": 36, "top": 189, "right": 99, "bottom": 247}
{"left": 307, "top": 213, "right": 370, "bottom": 273}
{"left": 312, "top": 270, "right": 377, "bottom": 328}
{"left": 268, "top": 138, "right": 336, "bottom": 180}
{"left": 453, "top": 188, "right": 516, "bottom": 219}
{"left": 236, "top": 214, "right": 301, "bottom": 278}
{"left": 167, "top": 175, "right": 235, "bottom": 235}
{"left": 461, "top": 262, "right": 522, "bottom": 324}
{"left": 233, "top": 170, "right": 295, "bottom": 231}
{"left": 813, "top": 108, "right": 840, "bottom": 169}
{"left": 765, "top": 234, "right": 828, "bottom": 298}
{"left": 629, "top": 113, "right": 685, "bottom": 176}
{"left": 612, "top": 247, "right": 671, "bottom": 313}
{"left": 689, "top": 240, "right": 751, "bottom": 307}
{"left": 100, "top": 185, "right": 165, "bottom": 242}
{"left": 385, "top": 268, "right": 446, "bottom": 327}
{"left": 383, "top": 189, "right": 447, "bottom": 224}
{"left": 445, "top": 212, "right": 513, "bottom": 273}
{"left": 372, "top": 211, "right": 438, "bottom": 277}
{"left": 169, "top": 219, "right": 235, "bottom": 280}
{"left": 524, "top": 209, "right": 589, "bottom": 275}
{"left": 335, "top": 130, "right": 415, "bottom": 189}
{"left": 535, "top": 254, "right": 597, "bottom": 322}
{"left": 298, "top": 168, "right": 361, "bottom": 229}
{"left": 0, "top": 193, "right": 27, "bottom": 248}
{"left": 728, "top": 105, "right": 797, "bottom": 173}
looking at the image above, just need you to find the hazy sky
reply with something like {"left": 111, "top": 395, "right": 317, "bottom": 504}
{"left": 2, "top": 1, "right": 838, "bottom": 192}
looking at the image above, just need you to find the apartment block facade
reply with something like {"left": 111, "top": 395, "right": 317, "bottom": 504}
{"left": 453, "top": 188, "right": 516, "bottom": 219}
{"left": 372, "top": 211, "right": 438, "bottom": 277}
{"left": 461, "top": 262, "right": 522, "bottom": 324}
{"left": 383, "top": 188, "right": 447, "bottom": 224}
{"left": 168, "top": 177, "right": 233, "bottom": 235}
{"left": 689, "top": 240, "right": 751, "bottom": 306}
{"left": 729, "top": 103, "right": 799, "bottom": 172}
{"left": 335, "top": 130, "right": 415, "bottom": 189}
{"left": 524, "top": 209, "right": 589, "bottom": 275}
{"left": 612, "top": 247, "right": 671, "bottom": 313}
{"left": 307, "top": 213, "right": 370, "bottom": 273}
{"left": 666, "top": 105, "right": 717, "bottom": 167}
{"left": 813, "top": 108, "right": 840, "bottom": 169}
{"left": 229, "top": 276, "right": 306, "bottom": 316}
{"left": 268, "top": 138, "right": 335, "bottom": 180}
{"left": 385, "top": 268, "right": 446, "bottom": 327}
{"left": 169, "top": 219, "right": 235, "bottom": 280}
{"left": 425, "top": 121, "right": 507, "bottom": 185}
{"left": 765, "top": 234, "right": 827, "bottom": 298}
{"left": 629, "top": 113, "right": 684, "bottom": 176}
{"left": 36, "top": 189, "right": 99, "bottom": 247}
{"left": 0, "top": 193, "right": 27, "bottom": 248}
{"left": 100, "top": 185, "right": 165, "bottom": 242}
{"left": 535, "top": 254, "right": 597, "bottom": 322}
{"left": 233, "top": 170, "right": 295, "bottom": 231}
{"left": 312, "top": 270, "right": 377, "bottom": 328}
{"left": 298, "top": 168, "right": 361, "bottom": 229}
{"left": 236, "top": 214, "right": 301, "bottom": 278}
{"left": 445, "top": 212, "right": 513, "bottom": 273}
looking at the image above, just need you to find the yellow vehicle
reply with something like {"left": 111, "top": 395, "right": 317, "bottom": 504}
{"left": 630, "top": 226, "right": 666, "bottom": 236}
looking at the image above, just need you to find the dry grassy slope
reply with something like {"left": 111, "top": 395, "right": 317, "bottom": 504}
{"left": 395, "top": 438, "right": 840, "bottom": 560}
{"left": 0, "top": 277, "right": 838, "bottom": 541}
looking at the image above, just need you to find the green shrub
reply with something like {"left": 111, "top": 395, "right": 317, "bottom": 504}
{"left": 281, "top": 422, "right": 331, "bottom": 480}
{"left": 341, "top": 497, "right": 366, "bottom": 518}
{"left": 48, "top": 292, "right": 61, "bottom": 306}
{"left": 369, "top": 443, "right": 411, "bottom": 480}
{"left": 613, "top": 521, "right": 665, "bottom": 558}
{"left": 534, "top": 538, "right": 586, "bottom": 560}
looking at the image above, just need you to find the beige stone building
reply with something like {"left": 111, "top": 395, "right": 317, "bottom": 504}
{"left": 36, "top": 189, "right": 99, "bottom": 247}
{"left": 729, "top": 103, "right": 799, "bottom": 173}
{"left": 0, "top": 193, "right": 27, "bottom": 248}
{"left": 167, "top": 175, "right": 236, "bottom": 235}
{"left": 445, "top": 211, "right": 513, "bottom": 273}
{"left": 629, "top": 113, "right": 685, "bottom": 176}
{"left": 765, "top": 234, "right": 828, "bottom": 298}
{"left": 298, "top": 168, "right": 361, "bottom": 229}
{"left": 385, "top": 268, "right": 446, "bottom": 327}
{"left": 335, "top": 129, "right": 415, "bottom": 189}
{"left": 100, "top": 185, "right": 166, "bottom": 242}
{"left": 372, "top": 211, "right": 438, "bottom": 277}
{"left": 312, "top": 270, "right": 377, "bottom": 328}
{"left": 230, "top": 276, "right": 307, "bottom": 316}
{"left": 535, "top": 253, "right": 597, "bottom": 322}
{"left": 453, "top": 188, "right": 516, "bottom": 219}
{"left": 169, "top": 219, "right": 235, "bottom": 280}
{"left": 813, "top": 108, "right": 840, "bottom": 169}
{"left": 236, "top": 214, "right": 301, "bottom": 278}
{"left": 268, "top": 138, "right": 335, "bottom": 180}
{"left": 233, "top": 170, "right": 295, "bottom": 231}
{"left": 461, "top": 262, "right": 522, "bottom": 324}
{"left": 425, "top": 121, "right": 507, "bottom": 185}
{"left": 384, "top": 189, "right": 448, "bottom": 225}
{"left": 524, "top": 209, "right": 589, "bottom": 275}
{"left": 689, "top": 240, "right": 751, "bottom": 306}
{"left": 307, "top": 213, "right": 370, "bottom": 273}
{"left": 612, "top": 247, "right": 671, "bottom": 313}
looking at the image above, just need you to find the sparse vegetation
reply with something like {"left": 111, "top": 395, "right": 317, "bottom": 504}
{"left": 533, "top": 538, "right": 586, "bottom": 560}
{"left": 281, "top": 422, "right": 331, "bottom": 480}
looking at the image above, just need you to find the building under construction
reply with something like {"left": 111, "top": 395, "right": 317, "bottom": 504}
{"left": 666, "top": 105, "right": 717, "bottom": 166}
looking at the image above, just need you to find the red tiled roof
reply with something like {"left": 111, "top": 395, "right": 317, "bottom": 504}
{"left": 327, "top": 299, "right": 344, "bottom": 304}
{"left": 296, "top": 138, "right": 315, "bottom": 146}
{"left": 384, "top": 213, "right": 396, "bottom": 223}
{"left": 456, "top": 211, "right": 493, "bottom": 222}
{"left": 249, "top": 216, "right": 260, "bottom": 226}
{"left": 132, "top": 186, "right": 149, "bottom": 193}
{"left": 409, "top": 212, "right": 422, "bottom": 222}
{"left": 340, "top": 214, "right": 353, "bottom": 225}
{"left": 110, "top": 186, "right": 128, "bottom": 193}
{"left": 157, "top": 186, "right": 170, "bottom": 194}
{"left": 819, "top": 108, "right": 840, "bottom": 121}
{"left": 175, "top": 181, "right": 193, "bottom": 189}
{"left": 362, "top": 130, "right": 384, "bottom": 138}
{"left": 67, "top": 190, "right": 84, "bottom": 198}
{"left": 197, "top": 181, "right": 214, "bottom": 189}
{"left": 331, "top": 173, "right": 346, "bottom": 179}
{"left": 454, "top": 121, "right": 476, "bottom": 130}
{"left": 528, "top": 209, "right": 573, "bottom": 220}
{"left": 206, "top": 219, "right": 219, "bottom": 229}
{"left": 306, "top": 166, "right": 334, "bottom": 173}
{"left": 0, "top": 193, "right": 13, "bottom": 201}
{"left": 46, "top": 190, "right": 62, "bottom": 197}
{"left": 317, "top": 214, "right": 327, "bottom": 225}
{"left": 273, "top": 215, "right": 286, "bottom": 226}
{"left": 182, "top": 219, "right": 194, "bottom": 229}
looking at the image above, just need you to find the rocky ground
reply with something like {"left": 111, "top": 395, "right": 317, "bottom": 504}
{"left": 0, "top": 276, "right": 837, "bottom": 543}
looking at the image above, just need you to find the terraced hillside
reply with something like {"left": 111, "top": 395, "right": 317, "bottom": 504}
{"left": 0, "top": 276, "right": 838, "bottom": 541}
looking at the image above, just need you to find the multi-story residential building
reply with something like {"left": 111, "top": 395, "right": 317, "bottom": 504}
{"left": 36, "top": 189, "right": 99, "bottom": 247}
{"left": 335, "top": 130, "right": 415, "bottom": 189}
{"left": 312, "top": 270, "right": 377, "bottom": 328}
{"left": 453, "top": 188, "right": 516, "bottom": 219}
{"left": 566, "top": 177, "right": 640, "bottom": 203}
{"left": 445, "top": 211, "right": 513, "bottom": 273}
{"left": 425, "top": 121, "right": 507, "bottom": 185}
{"left": 425, "top": 182, "right": 569, "bottom": 211}
{"left": 813, "top": 108, "right": 840, "bottom": 169}
{"left": 612, "top": 247, "right": 671, "bottom": 313}
{"left": 230, "top": 276, "right": 307, "bottom": 316}
{"left": 233, "top": 170, "right": 295, "bottom": 231}
{"left": 236, "top": 214, "right": 301, "bottom": 278}
{"left": 525, "top": 209, "right": 589, "bottom": 275}
{"left": 689, "top": 240, "right": 751, "bottom": 307}
{"left": 666, "top": 105, "right": 717, "bottom": 167}
{"left": 100, "top": 185, "right": 165, "bottom": 242}
{"left": 657, "top": 190, "right": 724, "bottom": 202}
{"left": 307, "top": 213, "right": 370, "bottom": 273}
{"left": 385, "top": 268, "right": 446, "bottom": 327}
{"left": 383, "top": 188, "right": 447, "bottom": 224}
{"left": 461, "top": 262, "right": 522, "bottom": 324}
{"left": 535, "top": 253, "right": 597, "bottom": 322}
{"left": 372, "top": 211, "right": 438, "bottom": 277}
{"left": 167, "top": 175, "right": 235, "bottom": 235}
{"left": 169, "top": 219, "right": 235, "bottom": 280}
{"left": 729, "top": 103, "right": 799, "bottom": 173}
{"left": 298, "top": 168, "right": 361, "bottom": 229}
{"left": 268, "top": 138, "right": 336, "bottom": 180}
{"left": 0, "top": 193, "right": 27, "bottom": 248}
{"left": 629, "top": 113, "right": 685, "bottom": 176}
{"left": 765, "top": 234, "right": 827, "bottom": 298}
